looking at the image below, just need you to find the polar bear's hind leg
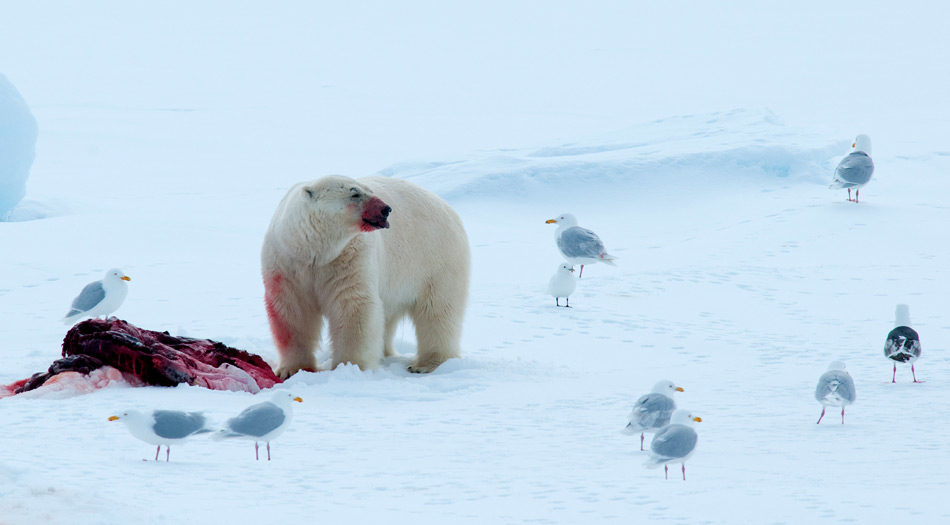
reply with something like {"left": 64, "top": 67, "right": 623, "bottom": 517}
{"left": 408, "top": 285, "right": 465, "bottom": 373}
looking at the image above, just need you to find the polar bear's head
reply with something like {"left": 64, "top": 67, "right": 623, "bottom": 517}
{"left": 299, "top": 176, "right": 392, "bottom": 233}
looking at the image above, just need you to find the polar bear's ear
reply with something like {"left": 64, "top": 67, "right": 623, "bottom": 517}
{"left": 302, "top": 186, "right": 316, "bottom": 200}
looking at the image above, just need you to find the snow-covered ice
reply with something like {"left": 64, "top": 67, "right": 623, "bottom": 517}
{"left": 2, "top": 2, "right": 950, "bottom": 524}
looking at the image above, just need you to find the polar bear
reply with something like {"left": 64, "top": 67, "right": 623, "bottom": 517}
{"left": 261, "top": 175, "right": 470, "bottom": 378}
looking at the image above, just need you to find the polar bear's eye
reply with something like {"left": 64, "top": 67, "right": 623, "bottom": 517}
{"left": 350, "top": 188, "right": 361, "bottom": 199}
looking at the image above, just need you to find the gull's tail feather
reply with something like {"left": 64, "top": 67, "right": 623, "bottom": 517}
{"left": 642, "top": 455, "right": 669, "bottom": 469}
{"left": 621, "top": 423, "right": 639, "bottom": 435}
{"left": 211, "top": 429, "right": 241, "bottom": 441}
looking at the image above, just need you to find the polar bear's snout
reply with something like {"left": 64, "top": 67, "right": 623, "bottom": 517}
{"left": 361, "top": 196, "right": 392, "bottom": 231}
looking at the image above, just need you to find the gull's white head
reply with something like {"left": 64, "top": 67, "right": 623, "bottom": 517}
{"left": 895, "top": 304, "right": 912, "bottom": 327}
{"left": 108, "top": 410, "right": 142, "bottom": 422}
{"left": 104, "top": 268, "right": 131, "bottom": 284}
{"left": 827, "top": 360, "right": 848, "bottom": 372}
{"left": 852, "top": 134, "right": 872, "bottom": 155}
{"left": 670, "top": 409, "right": 702, "bottom": 425}
{"left": 545, "top": 213, "right": 578, "bottom": 227}
{"left": 272, "top": 391, "right": 304, "bottom": 406}
{"left": 108, "top": 410, "right": 148, "bottom": 434}
{"left": 652, "top": 380, "right": 684, "bottom": 396}
{"left": 557, "top": 263, "right": 575, "bottom": 274}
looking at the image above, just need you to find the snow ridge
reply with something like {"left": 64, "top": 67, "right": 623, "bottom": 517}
{"left": 378, "top": 108, "right": 844, "bottom": 201}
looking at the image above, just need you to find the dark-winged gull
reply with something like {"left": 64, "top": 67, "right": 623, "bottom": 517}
{"left": 643, "top": 409, "right": 701, "bottom": 480}
{"left": 547, "top": 263, "right": 576, "bottom": 307}
{"left": 829, "top": 134, "right": 874, "bottom": 203}
{"left": 214, "top": 392, "right": 303, "bottom": 460}
{"left": 622, "top": 380, "right": 684, "bottom": 451}
{"left": 63, "top": 268, "right": 131, "bottom": 325}
{"left": 109, "top": 409, "right": 212, "bottom": 461}
{"left": 884, "top": 304, "right": 922, "bottom": 383}
{"left": 545, "top": 213, "right": 617, "bottom": 278}
{"left": 815, "top": 361, "right": 856, "bottom": 424}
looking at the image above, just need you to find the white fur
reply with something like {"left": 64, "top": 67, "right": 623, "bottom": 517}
{"left": 261, "top": 175, "right": 470, "bottom": 378}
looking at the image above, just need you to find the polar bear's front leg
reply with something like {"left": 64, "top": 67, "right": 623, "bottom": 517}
{"left": 264, "top": 272, "right": 322, "bottom": 379}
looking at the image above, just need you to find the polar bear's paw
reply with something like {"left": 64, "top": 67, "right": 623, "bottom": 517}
{"left": 407, "top": 355, "right": 451, "bottom": 374}
{"left": 275, "top": 364, "right": 320, "bottom": 380}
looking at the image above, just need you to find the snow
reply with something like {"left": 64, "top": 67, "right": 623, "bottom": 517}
{"left": 0, "top": 74, "right": 38, "bottom": 220}
{"left": 2, "top": 2, "right": 950, "bottom": 523}
{"left": 381, "top": 109, "right": 841, "bottom": 201}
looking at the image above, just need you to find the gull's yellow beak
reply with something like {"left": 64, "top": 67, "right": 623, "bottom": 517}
{"left": 293, "top": 396, "right": 303, "bottom": 403}
{"left": 121, "top": 276, "right": 131, "bottom": 281}
{"left": 852, "top": 142, "right": 856, "bottom": 148}
{"left": 108, "top": 415, "right": 120, "bottom": 421}
{"left": 545, "top": 219, "right": 557, "bottom": 224}
{"left": 693, "top": 416, "right": 702, "bottom": 423}
{"left": 675, "top": 387, "right": 685, "bottom": 392}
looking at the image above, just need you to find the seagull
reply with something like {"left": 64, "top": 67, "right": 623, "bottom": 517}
{"left": 214, "top": 391, "right": 303, "bottom": 460}
{"left": 545, "top": 213, "right": 616, "bottom": 278}
{"left": 884, "top": 304, "right": 922, "bottom": 383}
{"left": 643, "top": 409, "right": 701, "bottom": 480}
{"left": 815, "top": 361, "right": 856, "bottom": 424}
{"left": 63, "top": 268, "right": 131, "bottom": 325}
{"left": 547, "top": 263, "right": 576, "bottom": 307}
{"left": 622, "top": 380, "right": 684, "bottom": 451}
{"left": 109, "top": 409, "right": 212, "bottom": 461}
{"left": 829, "top": 134, "right": 874, "bottom": 203}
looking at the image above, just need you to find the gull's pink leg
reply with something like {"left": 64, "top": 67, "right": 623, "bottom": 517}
{"left": 682, "top": 464, "right": 686, "bottom": 481}
{"left": 847, "top": 188, "right": 852, "bottom": 201}
{"left": 578, "top": 265, "right": 585, "bottom": 279}
{"left": 855, "top": 189, "right": 860, "bottom": 203}
{"left": 640, "top": 433, "right": 645, "bottom": 451}
{"left": 912, "top": 365, "right": 922, "bottom": 383}
{"left": 664, "top": 465, "right": 668, "bottom": 479}
{"left": 267, "top": 442, "right": 272, "bottom": 461}
{"left": 841, "top": 407, "right": 846, "bottom": 424}
{"left": 816, "top": 408, "right": 826, "bottom": 424}
{"left": 155, "top": 445, "right": 160, "bottom": 461}
{"left": 166, "top": 446, "right": 170, "bottom": 462}
{"left": 255, "top": 442, "right": 260, "bottom": 460}
{"left": 892, "top": 363, "right": 897, "bottom": 383}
